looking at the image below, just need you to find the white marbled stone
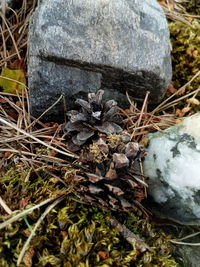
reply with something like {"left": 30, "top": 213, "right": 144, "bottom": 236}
{"left": 144, "top": 113, "right": 200, "bottom": 224}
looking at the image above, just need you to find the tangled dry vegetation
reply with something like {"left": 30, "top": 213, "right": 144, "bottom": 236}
{"left": 0, "top": 88, "right": 181, "bottom": 266}
{"left": 0, "top": 0, "right": 37, "bottom": 67}
{"left": 0, "top": 0, "right": 200, "bottom": 266}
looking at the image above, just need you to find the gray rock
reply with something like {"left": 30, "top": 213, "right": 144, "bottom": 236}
{"left": 175, "top": 243, "right": 200, "bottom": 267}
{"left": 144, "top": 113, "right": 200, "bottom": 225}
{"left": 162, "top": 225, "right": 200, "bottom": 267}
{"left": 28, "top": 0, "right": 172, "bottom": 120}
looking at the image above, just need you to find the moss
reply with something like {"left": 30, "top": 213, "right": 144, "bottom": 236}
{"left": 170, "top": 19, "right": 200, "bottom": 89}
{"left": 0, "top": 150, "right": 179, "bottom": 266}
{"left": 0, "top": 164, "right": 62, "bottom": 215}
{"left": 180, "top": 1, "right": 200, "bottom": 15}
{"left": 0, "top": 164, "right": 178, "bottom": 266}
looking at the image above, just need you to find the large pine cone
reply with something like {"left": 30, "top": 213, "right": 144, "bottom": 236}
{"left": 64, "top": 90, "right": 123, "bottom": 150}
{"left": 70, "top": 133, "right": 147, "bottom": 212}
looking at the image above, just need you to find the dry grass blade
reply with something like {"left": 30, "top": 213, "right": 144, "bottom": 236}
{"left": 159, "top": 0, "right": 200, "bottom": 26}
{"left": 170, "top": 240, "right": 200, "bottom": 246}
{"left": 0, "top": 196, "right": 12, "bottom": 215}
{"left": 170, "top": 231, "right": 200, "bottom": 246}
{"left": 0, "top": 196, "right": 62, "bottom": 229}
{"left": 0, "top": 117, "right": 78, "bottom": 158}
{"left": 0, "top": 0, "right": 37, "bottom": 67}
{"left": 26, "top": 94, "right": 64, "bottom": 130}
{"left": 17, "top": 195, "right": 66, "bottom": 266}
{"left": 163, "top": 7, "right": 194, "bottom": 26}
{"left": 108, "top": 216, "right": 151, "bottom": 252}
{"left": 0, "top": 89, "right": 80, "bottom": 173}
{"left": 153, "top": 70, "right": 200, "bottom": 113}
{"left": 122, "top": 93, "right": 177, "bottom": 142}
{"left": 123, "top": 68, "right": 200, "bottom": 142}
{"left": 0, "top": 11, "right": 21, "bottom": 60}
{"left": 131, "top": 91, "right": 149, "bottom": 140}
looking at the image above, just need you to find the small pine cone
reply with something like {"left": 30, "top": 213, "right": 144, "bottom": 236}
{"left": 64, "top": 90, "right": 123, "bottom": 150}
{"left": 73, "top": 134, "right": 147, "bottom": 212}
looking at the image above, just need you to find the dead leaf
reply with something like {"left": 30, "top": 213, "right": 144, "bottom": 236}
{"left": 44, "top": 122, "right": 51, "bottom": 127}
{"left": 23, "top": 247, "right": 35, "bottom": 267}
{"left": 97, "top": 251, "right": 109, "bottom": 260}
{"left": 73, "top": 175, "right": 85, "bottom": 183}
{"left": 0, "top": 68, "right": 26, "bottom": 93}
{"left": 158, "top": 0, "right": 166, "bottom": 7}
{"left": 0, "top": 99, "right": 7, "bottom": 105}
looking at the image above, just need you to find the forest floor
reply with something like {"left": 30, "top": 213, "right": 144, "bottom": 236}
{"left": 0, "top": 1, "right": 200, "bottom": 266}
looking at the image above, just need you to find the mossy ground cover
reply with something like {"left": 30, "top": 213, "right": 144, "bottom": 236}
{"left": 0, "top": 164, "right": 177, "bottom": 267}
{"left": 0, "top": 1, "right": 200, "bottom": 266}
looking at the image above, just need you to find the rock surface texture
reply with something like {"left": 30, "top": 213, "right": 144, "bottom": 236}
{"left": 144, "top": 113, "right": 200, "bottom": 224}
{"left": 28, "top": 0, "right": 172, "bottom": 120}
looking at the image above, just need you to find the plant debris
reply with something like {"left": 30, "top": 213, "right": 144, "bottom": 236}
{"left": 71, "top": 133, "right": 147, "bottom": 212}
{"left": 0, "top": 89, "right": 179, "bottom": 266}
{"left": 64, "top": 90, "right": 123, "bottom": 150}
{"left": 1, "top": 0, "right": 200, "bottom": 266}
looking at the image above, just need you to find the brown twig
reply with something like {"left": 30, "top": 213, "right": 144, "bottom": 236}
{"left": 108, "top": 216, "right": 151, "bottom": 252}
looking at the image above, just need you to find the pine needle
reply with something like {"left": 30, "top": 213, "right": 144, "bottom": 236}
{"left": 17, "top": 195, "right": 66, "bottom": 266}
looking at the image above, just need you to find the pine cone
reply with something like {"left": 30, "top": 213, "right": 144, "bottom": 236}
{"left": 71, "top": 133, "right": 147, "bottom": 212}
{"left": 64, "top": 90, "right": 123, "bottom": 150}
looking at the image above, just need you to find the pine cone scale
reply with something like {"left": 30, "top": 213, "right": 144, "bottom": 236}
{"left": 64, "top": 90, "right": 147, "bottom": 211}
{"left": 64, "top": 90, "right": 123, "bottom": 149}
